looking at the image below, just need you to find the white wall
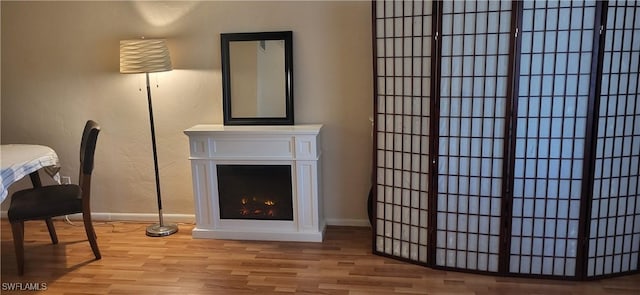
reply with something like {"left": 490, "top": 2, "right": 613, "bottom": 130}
{"left": 0, "top": 1, "right": 373, "bottom": 226}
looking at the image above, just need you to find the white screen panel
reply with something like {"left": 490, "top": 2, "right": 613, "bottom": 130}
{"left": 436, "top": 0, "right": 511, "bottom": 272}
{"left": 588, "top": 0, "right": 640, "bottom": 278}
{"left": 510, "top": 0, "right": 597, "bottom": 277}
{"left": 374, "top": 0, "right": 432, "bottom": 264}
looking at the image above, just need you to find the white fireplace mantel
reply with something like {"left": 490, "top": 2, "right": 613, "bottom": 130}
{"left": 184, "top": 124, "right": 324, "bottom": 242}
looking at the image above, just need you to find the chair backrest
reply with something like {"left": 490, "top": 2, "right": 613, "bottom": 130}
{"left": 79, "top": 120, "right": 101, "bottom": 182}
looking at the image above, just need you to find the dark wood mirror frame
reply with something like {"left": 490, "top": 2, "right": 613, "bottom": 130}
{"left": 221, "top": 31, "right": 294, "bottom": 125}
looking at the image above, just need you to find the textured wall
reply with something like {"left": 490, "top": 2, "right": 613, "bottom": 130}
{"left": 1, "top": 1, "right": 373, "bottom": 225}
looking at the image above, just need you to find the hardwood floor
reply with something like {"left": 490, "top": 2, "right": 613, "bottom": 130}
{"left": 1, "top": 219, "right": 639, "bottom": 295}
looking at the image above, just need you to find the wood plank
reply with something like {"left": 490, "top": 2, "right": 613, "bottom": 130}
{"left": 1, "top": 219, "right": 639, "bottom": 294}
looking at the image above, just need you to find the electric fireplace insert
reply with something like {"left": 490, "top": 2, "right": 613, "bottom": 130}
{"left": 216, "top": 164, "right": 294, "bottom": 220}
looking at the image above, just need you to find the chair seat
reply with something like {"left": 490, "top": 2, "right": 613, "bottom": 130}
{"left": 8, "top": 185, "right": 83, "bottom": 222}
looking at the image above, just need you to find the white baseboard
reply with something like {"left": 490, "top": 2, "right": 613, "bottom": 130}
{"left": 0, "top": 211, "right": 370, "bottom": 228}
{"left": 324, "top": 218, "right": 371, "bottom": 227}
{"left": 88, "top": 213, "right": 196, "bottom": 223}
{"left": 0, "top": 211, "right": 195, "bottom": 224}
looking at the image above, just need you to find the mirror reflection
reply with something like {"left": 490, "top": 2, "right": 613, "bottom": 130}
{"left": 229, "top": 40, "right": 286, "bottom": 118}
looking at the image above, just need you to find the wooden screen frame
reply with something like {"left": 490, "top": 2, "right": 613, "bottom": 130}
{"left": 372, "top": 0, "right": 640, "bottom": 280}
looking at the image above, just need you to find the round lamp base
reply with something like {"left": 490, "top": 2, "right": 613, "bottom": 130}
{"left": 146, "top": 223, "right": 179, "bottom": 237}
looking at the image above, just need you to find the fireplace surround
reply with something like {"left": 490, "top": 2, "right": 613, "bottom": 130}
{"left": 184, "top": 124, "right": 324, "bottom": 242}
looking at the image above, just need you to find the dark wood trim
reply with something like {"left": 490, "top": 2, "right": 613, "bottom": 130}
{"left": 28, "top": 171, "right": 42, "bottom": 187}
{"left": 576, "top": 0, "right": 608, "bottom": 280}
{"left": 498, "top": 0, "right": 523, "bottom": 274}
{"left": 370, "top": 0, "right": 379, "bottom": 256}
{"left": 635, "top": 1, "right": 640, "bottom": 274}
{"left": 427, "top": 0, "right": 442, "bottom": 267}
{"left": 389, "top": 0, "right": 396, "bottom": 260}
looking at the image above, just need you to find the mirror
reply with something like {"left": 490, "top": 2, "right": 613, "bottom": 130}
{"left": 221, "top": 31, "right": 294, "bottom": 125}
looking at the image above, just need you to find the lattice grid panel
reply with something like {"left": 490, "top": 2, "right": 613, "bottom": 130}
{"left": 372, "top": 0, "right": 640, "bottom": 279}
{"left": 374, "top": 0, "right": 432, "bottom": 263}
{"left": 435, "top": 0, "right": 511, "bottom": 272}
{"left": 510, "top": 0, "right": 598, "bottom": 276}
{"left": 588, "top": 0, "right": 640, "bottom": 278}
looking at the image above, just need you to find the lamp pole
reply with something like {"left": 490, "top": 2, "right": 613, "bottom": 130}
{"left": 144, "top": 72, "right": 178, "bottom": 237}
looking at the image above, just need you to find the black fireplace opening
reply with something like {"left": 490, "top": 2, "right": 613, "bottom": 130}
{"left": 216, "top": 164, "right": 294, "bottom": 220}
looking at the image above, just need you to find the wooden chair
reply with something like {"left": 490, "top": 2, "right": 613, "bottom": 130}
{"left": 8, "top": 120, "right": 102, "bottom": 275}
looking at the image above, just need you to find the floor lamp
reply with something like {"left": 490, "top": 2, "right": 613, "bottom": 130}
{"left": 119, "top": 38, "right": 178, "bottom": 237}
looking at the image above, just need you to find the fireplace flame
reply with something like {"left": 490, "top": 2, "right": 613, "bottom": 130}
{"left": 237, "top": 197, "right": 280, "bottom": 218}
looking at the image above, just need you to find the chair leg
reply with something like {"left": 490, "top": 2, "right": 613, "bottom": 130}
{"left": 10, "top": 221, "right": 25, "bottom": 276}
{"left": 82, "top": 212, "right": 101, "bottom": 260}
{"left": 45, "top": 218, "right": 59, "bottom": 244}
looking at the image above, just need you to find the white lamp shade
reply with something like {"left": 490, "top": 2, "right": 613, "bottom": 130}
{"left": 120, "top": 39, "right": 172, "bottom": 74}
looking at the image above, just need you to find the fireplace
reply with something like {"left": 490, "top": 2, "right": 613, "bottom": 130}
{"left": 217, "top": 165, "right": 293, "bottom": 220}
{"left": 185, "top": 124, "right": 324, "bottom": 242}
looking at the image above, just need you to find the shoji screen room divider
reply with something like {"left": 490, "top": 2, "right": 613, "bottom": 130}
{"left": 373, "top": 0, "right": 640, "bottom": 279}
